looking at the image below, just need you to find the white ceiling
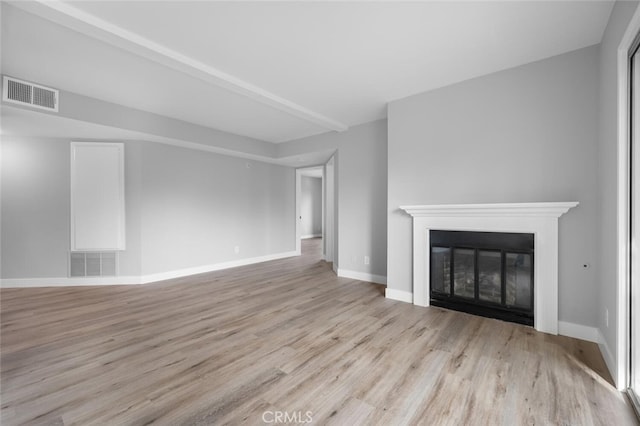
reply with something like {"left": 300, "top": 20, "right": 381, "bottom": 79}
{"left": 2, "top": 1, "right": 614, "bottom": 144}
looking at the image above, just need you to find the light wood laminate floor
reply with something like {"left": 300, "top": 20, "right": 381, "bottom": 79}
{"left": 1, "top": 239, "right": 637, "bottom": 425}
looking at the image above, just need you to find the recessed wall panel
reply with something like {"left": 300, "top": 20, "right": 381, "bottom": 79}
{"left": 70, "top": 142, "right": 125, "bottom": 251}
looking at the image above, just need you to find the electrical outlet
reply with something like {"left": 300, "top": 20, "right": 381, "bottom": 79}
{"left": 234, "top": 246, "right": 240, "bottom": 254}
{"left": 364, "top": 256, "right": 370, "bottom": 265}
{"left": 605, "top": 308, "right": 609, "bottom": 328}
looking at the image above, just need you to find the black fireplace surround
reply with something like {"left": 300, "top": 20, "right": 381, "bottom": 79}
{"left": 430, "top": 230, "right": 534, "bottom": 326}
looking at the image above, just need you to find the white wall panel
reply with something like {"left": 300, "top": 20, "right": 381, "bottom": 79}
{"left": 71, "top": 142, "right": 125, "bottom": 250}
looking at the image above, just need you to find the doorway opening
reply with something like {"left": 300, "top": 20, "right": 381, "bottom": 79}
{"left": 299, "top": 168, "right": 323, "bottom": 240}
{"left": 295, "top": 157, "right": 336, "bottom": 267}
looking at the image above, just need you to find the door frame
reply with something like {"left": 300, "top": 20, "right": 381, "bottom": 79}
{"left": 324, "top": 156, "right": 335, "bottom": 266}
{"left": 295, "top": 165, "right": 328, "bottom": 257}
{"left": 618, "top": 5, "right": 640, "bottom": 392}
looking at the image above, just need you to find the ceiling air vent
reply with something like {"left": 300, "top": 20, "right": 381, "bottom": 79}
{"left": 2, "top": 76, "right": 59, "bottom": 112}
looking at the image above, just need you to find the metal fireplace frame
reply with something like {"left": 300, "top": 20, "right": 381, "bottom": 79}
{"left": 429, "top": 230, "right": 534, "bottom": 326}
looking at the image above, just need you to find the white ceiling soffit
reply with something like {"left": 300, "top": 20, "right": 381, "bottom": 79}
{"left": 8, "top": 0, "right": 348, "bottom": 134}
{"left": 0, "top": 105, "right": 335, "bottom": 168}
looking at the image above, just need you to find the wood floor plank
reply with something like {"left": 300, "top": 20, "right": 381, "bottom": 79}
{"left": 1, "top": 238, "right": 637, "bottom": 425}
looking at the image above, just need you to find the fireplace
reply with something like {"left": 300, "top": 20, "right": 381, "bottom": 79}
{"left": 396, "top": 202, "right": 578, "bottom": 335}
{"left": 429, "top": 230, "right": 534, "bottom": 326}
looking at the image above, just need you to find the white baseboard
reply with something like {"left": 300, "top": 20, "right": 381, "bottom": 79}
{"left": 139, "top": 251, "right": 298, "bottom": 284}
{"left": 301, "top": 234, "right": 322, "bottom": 239}
{"left": 558, "top": 324, "right": 619, "bottom": 389}
{"left": 558, "top": 321, "right": 599, "bottom": 343}
{"left": 597, "top": 328, "right": 618, "bottom": 388}
{"left": 0, "top": 250, "right": 298, "bottom": 288}
{"left": 336, "top": 269, "right": 387, "bottom": 285}
{"left": 385, "top": 288, "right": 413, "bottom": 303}
{"left": 0, "top": 275, "right": 142, "bottom": 287}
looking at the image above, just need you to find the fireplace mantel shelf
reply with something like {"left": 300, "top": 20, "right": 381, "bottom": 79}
{"left": 396, "top": 201, "right": 579, "bottom": 335}
{"left": 399, "top": 202, "right": 579, "bottom": 218}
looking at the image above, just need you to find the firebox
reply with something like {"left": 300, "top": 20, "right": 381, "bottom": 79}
{"left": 430, "top": 230, "right": 534, "bottom": 326}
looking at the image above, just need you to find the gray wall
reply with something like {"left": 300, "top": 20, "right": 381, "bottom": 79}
{"left": 387, "top": 45, "right": 599, "bottom": 327}
{"left": 1, "top": 137, "right": 72, "bottom": 278}
{"left": 338, "top": 120, "right": 387, "bottom": 277}
{"left": 1, "top": 137, "right": 144, "bottom": 278}
{"left": 139, "top": 141, "right": 294, "bottom": 275}
{"left": 284, "top": 119, "right": 388, "bottom": 277}
{"left": 121, "top": 142, "right": 143, "bottom": 276}
{"left": 597, "top": 0, "right": 640, "bottom": 378}
{"left": 1, "top": 137, "right": 295, "bottom": 279}
{"left": 301, "top": 176, "right": 322, "bottom": 237}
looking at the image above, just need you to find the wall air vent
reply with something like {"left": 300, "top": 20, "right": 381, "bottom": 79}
{"left": 2, "top": 76, "right": 59, "bottom": 112}
{"left": 69, "top": 252, "right": 118, "bottom": 277}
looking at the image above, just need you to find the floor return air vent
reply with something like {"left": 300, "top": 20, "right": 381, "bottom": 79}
{"left": 69, "top": 252, "right": 118, "bottom": 277}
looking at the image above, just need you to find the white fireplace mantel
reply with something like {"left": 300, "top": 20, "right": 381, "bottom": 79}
{"left": 398, "top": 202, "right": 579, "bottom": 335}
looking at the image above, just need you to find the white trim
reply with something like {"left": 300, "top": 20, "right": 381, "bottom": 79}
{"left": 617, "top": 4, "right": 640, "bottom": 391}
{"left": 337, "top": 268, "right": 387, "bottom": 285}
{"left": 139, "top": 251, "right": 298, "bottom": 284}
{"left": 600, "top": 328, "right": 619, "bottom": 385}
{"left": 385, "top": 288, "right": 413, "bottom": 303}
{"left": 400, "top": 202, "right": 579, "bottom": 335}
{"left": 320, "top": 166, "right": 326, "bottom": 261}
{"left": 0, "top": 250, "right": 298, "bottom": 288}
{"left": 325, "top": 157, "right": 336, "bottom": 264}
{"left": 399, "top": 202, "right": 579, "bottom": 218}
{"left": 301, "top": 234, "right": 322, "bottom": 239}
{"left": 15, "top": 1, "right": 347, "bottom": 133}
{"left": 0, "top": 276, "right": 141, "bottom": 287}
{"left": 558, "top": 321, "right": 599, "bottom": 343}
{"left": 295, "top": 168, "right": 302, "bottom": 256}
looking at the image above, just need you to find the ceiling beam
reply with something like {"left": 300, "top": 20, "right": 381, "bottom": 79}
{"left": 9, "top": 0, "right": 349, "bottom": 133}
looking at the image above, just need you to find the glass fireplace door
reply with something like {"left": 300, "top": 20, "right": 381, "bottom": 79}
{"left": 430, "top": 230, "right": 534, "bottom": 326}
